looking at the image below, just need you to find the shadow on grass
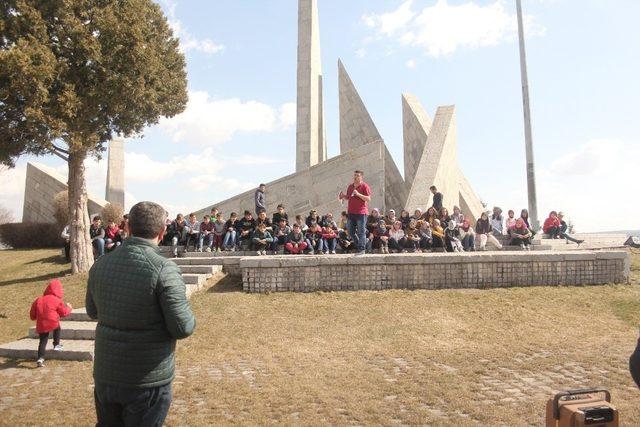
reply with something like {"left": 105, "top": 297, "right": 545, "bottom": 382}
{"left": 0, "top": 358, "right": 37, "bottom": 371}
{"left": 0, "top": 270, "right": 71, "bottom": 287}
{"left": 25, "top": 255, "right": 69, "bottom": 266}
{"left": 208, "top": 275, "right": 243, "bottom": 293}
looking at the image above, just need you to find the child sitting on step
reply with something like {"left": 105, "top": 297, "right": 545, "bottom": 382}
{"left": 29, "top": 279, "right": 73, "bottom": 368}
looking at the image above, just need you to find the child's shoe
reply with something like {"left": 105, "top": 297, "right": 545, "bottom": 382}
{"left": 205, "top": 247, "right": 211, "bottom": 252}
{"left": 261, "top": 250, "right": 267, "bottom": 256}
{"left": 36, "top": 358, "right": 45, "bottom": 368}
{"left": 256, "top": 250, "right": 262, "bottom": 256}
{"left": 53, "top": 344, "right": 64, "bottom": 351}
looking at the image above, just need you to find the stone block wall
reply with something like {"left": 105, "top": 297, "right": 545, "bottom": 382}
{"left": 240, "top": 251, "right": 629, "bottom": 293}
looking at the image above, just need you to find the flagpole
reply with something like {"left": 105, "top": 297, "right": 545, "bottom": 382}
{"left": 516, "top": 0, "right": 540, "bottom": 230}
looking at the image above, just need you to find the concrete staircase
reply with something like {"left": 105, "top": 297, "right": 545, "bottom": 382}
{"left": 0, "top": 264, "right": 221, "bottom": 362}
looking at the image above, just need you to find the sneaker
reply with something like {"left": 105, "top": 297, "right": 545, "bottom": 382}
{"left": 262, "top": 250, "right": 267, "bottom": 255}
{"left": 53, "top": 344, "right": 63, "bottom": 351}
{"left": 256, "top": 251, "right": 262, "bottom": 256}
{"left": 331, "top": 250, "right": 336, "bottom": 254}
{"left": 520, "top": 243, "right": 525, "bottom": 250}
{"left": 36, "top": 358, "right": 45, "bottom": 368}
{"left": 217, "top": 248, "right": 221, "bottom": 253}
{"left": 526, "top": 245, "right": 531, "bottom": 251}
{"left": 231, "top": 247, "right": 236, "bottom": 252}
{"left": 172, "top": 249, "right": 178, "bottom": 258}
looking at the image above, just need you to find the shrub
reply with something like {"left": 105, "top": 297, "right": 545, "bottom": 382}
{"left": 53, "top": 191, "right": 69, "bottom": 228}
{"left": 101, "top": 203, "right": 124, "bottom": 223}
{"left": 0, "top": 222, "right": 62, "bottom": 249}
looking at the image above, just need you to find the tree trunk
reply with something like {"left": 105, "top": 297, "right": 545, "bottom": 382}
{"left": 68, "top": 149, "right": 94, "bottom": 273}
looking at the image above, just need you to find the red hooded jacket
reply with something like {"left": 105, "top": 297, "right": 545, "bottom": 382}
{"left": 29, "top": 279, "right": 71, "bottom": 334}
{"left": 543, "top": 216, "right": 561, "bottom": 234}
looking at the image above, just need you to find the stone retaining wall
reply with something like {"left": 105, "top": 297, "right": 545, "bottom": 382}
{"left": 240, "top": 251, "right": 630, "bottom": 293}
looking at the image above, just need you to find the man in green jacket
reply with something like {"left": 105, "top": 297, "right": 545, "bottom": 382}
{"left": 86, "top": 201, "right": 196, "bottom": 426}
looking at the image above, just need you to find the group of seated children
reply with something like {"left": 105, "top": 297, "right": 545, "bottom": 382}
{"left": 161, "top": 203, "right": 581, "bottom": 256}
{"left": 163, "top": 205, "right": 350, "bottom": 256}
{"left": 63, "top": 214, "right": 129, "bottom": 260}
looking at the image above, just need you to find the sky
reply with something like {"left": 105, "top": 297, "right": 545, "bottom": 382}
{"left": 1, "top": 0, "right": 639, "bottom": 232}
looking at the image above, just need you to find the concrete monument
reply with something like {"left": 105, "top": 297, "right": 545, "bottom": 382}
{"left": 105, "top": 137, "right": 125, "bottom": 207}
{"left": 193, "top": 0, "right": 484, "bottom": 221}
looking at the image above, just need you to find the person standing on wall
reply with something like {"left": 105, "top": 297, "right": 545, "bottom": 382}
{"left": 430, "top": 185, "right": 443, "bottom": 211}
{"left": 254, "top": 183, "right": 266, "bottom": 216}
{"left": 339, "top": 170, "right": 372, "bottom": 255}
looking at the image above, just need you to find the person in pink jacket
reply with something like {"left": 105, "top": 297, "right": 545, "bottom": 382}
{"left": 29, "top": 279, "right": 72, "bottom": 367}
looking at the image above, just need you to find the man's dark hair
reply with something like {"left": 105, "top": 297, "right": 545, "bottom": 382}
{"left": 244, "top": 210, "right": 251, "bottom": 215}
{"left": 277, "top": 204, "right": 284, "bottom": 209}
{"left": 230, "top": 212, "right": 237, "bottom": 217}
{"left": 210, "top": 207, "right": 218, "bottom": 212}
{"left": 259, "top": 183, "right": 265, "bottom": 187}
{"left": 93, "top": 215, "right": 101, "bottom": 221}
{"left": 430, "top": 185, "right": 437, "bottom": 191}
{"left": 128, "top": 201, "right": 168, "bottom": 239}
{"left": 258, "top": 208, "right": 266, "bottom": 214}
{"left": 354, "top": 170, "right": 364, "bottom": 175}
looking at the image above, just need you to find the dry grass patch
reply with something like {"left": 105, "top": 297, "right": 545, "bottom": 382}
{"left": 0, "top": 249, "right": 87, "bottom": 341}
{"left": 0, "top": 249, "right": 639, "bottom": 425}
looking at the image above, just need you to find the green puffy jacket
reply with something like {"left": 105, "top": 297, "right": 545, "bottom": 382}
{"left": 86, "top": 237, "right": 196, "bottom": 388}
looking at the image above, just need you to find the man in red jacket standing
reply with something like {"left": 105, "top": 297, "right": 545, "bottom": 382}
{"left": 339, "top": 170, "right": 372, "bottom": 255}
{"left": 30, "top": 279, "right": 73, "bottom": 367}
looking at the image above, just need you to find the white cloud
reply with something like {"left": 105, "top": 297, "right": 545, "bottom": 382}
{"left": 537, "top": 139, "right": 640, "bottom": 232}
{"left": 363, "top": 0, "right": 416, "bottom": 36}
{"left": 161, "top": 0, "right": 225, "bottom": 55}
{"left": 0, "top": 164, "right": 27, "bottom": 221}
{"left": 279, "top": 102, "right": 297, "bottom": 130}
{"left": 355, "top": 48, "right": 367, "bottom": 59}
{"left": 159, "top": 91, "right": 294, "bottom": 145}
{"left": 169, "top": 19, "right": 225, "bottom": 55}
{"left": 363, "top": 0, "right": 546, "bottom": 57}
{"left": 406, "top": 59, "right": 417, "bottom": 69}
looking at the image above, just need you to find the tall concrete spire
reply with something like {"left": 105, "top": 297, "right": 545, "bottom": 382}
{"left": 105, "top": 137, "right": 125, "bottom": 208}
{"left": 296, "top": 0, "right": 326, "bottom": 172}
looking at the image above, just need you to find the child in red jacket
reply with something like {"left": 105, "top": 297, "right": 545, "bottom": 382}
{"left": 29, "top": 279, "right": 73, "bottom": 367}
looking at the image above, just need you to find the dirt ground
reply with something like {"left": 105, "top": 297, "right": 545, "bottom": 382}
{"left": 1, "top": 249, "right": 639, "bottom": 425}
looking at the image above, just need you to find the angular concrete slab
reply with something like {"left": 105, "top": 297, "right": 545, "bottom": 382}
{"left": 23, "top": 162, "right": 107, "bottom": 223}
{"left": 338, "top": 60, "right": 382, "bottom": 154}
{"left": 402, "top": 93, "right": 433, "bottom": 185}
{"left": 405, "top": 105, "right": 457, "bottom": 212}
{"left": 0, "top": 338, "right": 94, "bottom": 361}
{"left": 194, "top": 140, "right": 388, "bottom": 219}
{"left": 296, "top": 0, "right": 326, "bottom": 172}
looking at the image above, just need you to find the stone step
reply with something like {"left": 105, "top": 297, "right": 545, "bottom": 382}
{"left": 179, "top": 265, "right": 222, "bottom": 275}
{"left": 67, "top": 308, "right": 93, "bottom": 322}
{"left": 0, "top": 338, "right": 94, "bottom": 361}
{"left": 173, "top": 257, "right": 232, "bottom": 266}
{"left": 182, "top": 273, "right": 209, "bottom": 285}
{"left": 28, "top": 321, "right": 97, "bottom": 340}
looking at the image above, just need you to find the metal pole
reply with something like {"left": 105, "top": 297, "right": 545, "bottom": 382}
{"left": 516, "top": 0, "right": 540, "bottom": 230}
